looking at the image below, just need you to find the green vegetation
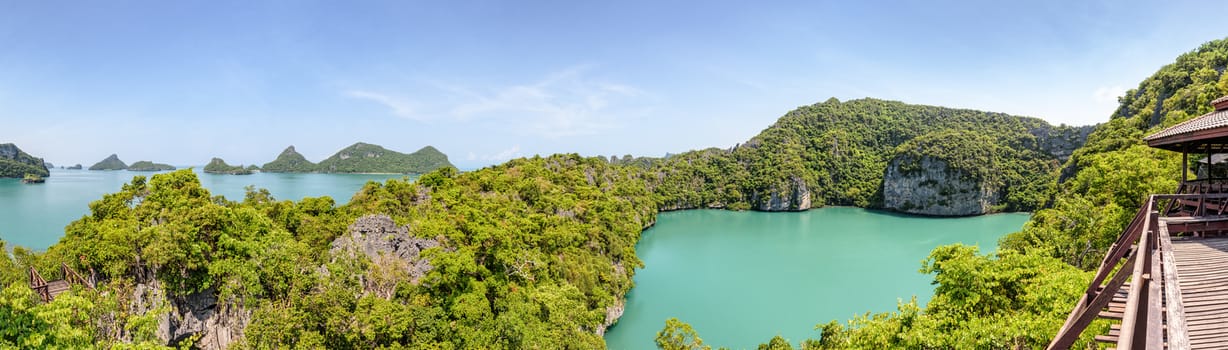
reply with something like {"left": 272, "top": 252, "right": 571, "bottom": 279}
{"left": 88, "top": 154, "right": 128, "bottom": 170}
{"left": 261, "top": 145, "right": 316, "bottom": 172}
{"left": 316, "top": 143, "right": 453, "bottom": 174}
{"left": 0, "top": 143, "right": 50, "bottom": 178}
{"left": 1, "top": 156, "right": 655, "bottom": 348}
{"left": 4, "top": 36, "right": 1223, "bottom": 350}
{"left": 126, "top": 160, "right": 176, "bottom": 171}
{"left": 642, "top": 99, "right": 1086, "bottom": 212}
{"left": 21, "top": 173, "right": 45, "bottom": 184}
{"left": 1001, "top": 39, "right": 1228, "bottom": 270}
{"left": 203, "top": 157, "right": 253, "bottom": 175}
{"left": 647, "top": 37, "right": 1228, "bottom": 350}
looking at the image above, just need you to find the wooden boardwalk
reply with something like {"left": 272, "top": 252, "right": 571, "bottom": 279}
{"left": 1171, "top": 237, "right": 1228, "bottom": 348}
{"left": 28, "top": 263, "right": 96, "bottom": 303}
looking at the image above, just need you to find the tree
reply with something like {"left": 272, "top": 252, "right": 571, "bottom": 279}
{"left": 656, "top": 318, "right": 711, "bottom": 350}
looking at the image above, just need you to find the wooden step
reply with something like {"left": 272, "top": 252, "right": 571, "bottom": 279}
{"left": 1095, "top": 334, "right": 1119, "bottom": 343}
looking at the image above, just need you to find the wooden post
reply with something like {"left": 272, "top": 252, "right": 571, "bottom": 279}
{"left": 1182, "top": 147, "right": 1188, "bottom": 183}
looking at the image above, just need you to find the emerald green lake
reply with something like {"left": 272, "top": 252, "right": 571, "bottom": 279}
{"left": 0, "top": 168, "right": 414, "bottom": 250}
{"left": 602, "top": 208, "right": 1029, "bottom": 349}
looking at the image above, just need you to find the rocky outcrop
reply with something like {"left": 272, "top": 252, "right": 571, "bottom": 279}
{"left": 751, "top": 176, "right": 811, "bottom": 211}
{"left": 331, "top": 214, "right": 441, "bottom": 296}
{"left": 118, "top": 279, "right": 248, "bottom": 350}
{"left": 1029, "top": 124, "right": 1095, "bottom": 162}
{"left": 0, "top": 143, "right": 50, "bottom": 178}
{"left": 163, "top": 289, "right": 249, "bottom": 350}
{"left": 597, "top": 298, "right": 625, "bottom": 336}
{"left": 882, "top": 156, "right": 1000, "bottom": 216}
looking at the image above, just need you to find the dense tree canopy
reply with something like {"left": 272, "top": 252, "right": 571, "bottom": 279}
{"left": 4, "top": 37, "right": 1225, "bottom": 350}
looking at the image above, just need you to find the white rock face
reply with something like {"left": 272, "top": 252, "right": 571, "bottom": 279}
{"left": 882, "top": 156, "right": 999, "bottom": 216}
{"left": 752, "top": 176, "right": 812, "bottom": 211}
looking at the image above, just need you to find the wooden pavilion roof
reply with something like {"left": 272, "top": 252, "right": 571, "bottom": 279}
{"left": 1145, "top": 96, "right": 1228, "bottom": 152}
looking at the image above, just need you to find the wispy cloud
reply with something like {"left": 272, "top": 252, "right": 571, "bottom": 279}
{"left": 345, "top": 90, "right": 423, "bottom": 121}
{"left": 450, "top": 66, "right": 644, "bottom": 137}
{"left": 347, "top": 65, "right": 647, "bottom": 137}
{"left": 467, "top": 145, "right": 524, "bottom": 161}
{"left": 1093, "top": 85, "right": 1127, "bottom": 104}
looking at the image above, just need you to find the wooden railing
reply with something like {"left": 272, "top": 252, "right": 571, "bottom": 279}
{"left": 1047, "top": 194, "right": 1176, "bottom": 349}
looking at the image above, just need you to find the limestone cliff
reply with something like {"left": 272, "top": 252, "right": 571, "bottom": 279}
{"left": 751, "top": 176, "right": 812, "bottom": 211}
{"left": 880, "top": 129, "right": 1056, "bottom": 216}
{"left": 882, "top": 156, "right": 1000, "bottom": 216}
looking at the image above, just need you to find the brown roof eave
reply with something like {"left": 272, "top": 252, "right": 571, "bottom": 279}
{"left": 1147, "top": 127, "right": 1228, "bottom": 150}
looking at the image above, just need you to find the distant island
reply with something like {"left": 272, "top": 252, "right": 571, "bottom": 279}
{"left": 203, "top": 158, "right": 253, "bottom": 175}
{"left": 260, "top": 145, "right": 316, "bottom": 172}
{"left": 0, "top": 143, "right": 50, "bottom": 179}
{"left": 127, "top": 161, "right": 177, "bottom": 171}
{"left": 89, "top": 154, "right": 128, "bottom": 170}
{"left": 262, "top": 142, "right": 452, "bottom": 174}
{"left": 67, "top": 164, "right": 83, "bottom": 170}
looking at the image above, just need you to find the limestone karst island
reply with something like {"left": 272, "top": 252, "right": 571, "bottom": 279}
{"left": 2, "top": 2, "right": 1228, "bottom": 349}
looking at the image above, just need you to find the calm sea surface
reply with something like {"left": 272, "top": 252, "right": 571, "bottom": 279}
{"left": 0, "top": 168, "right": 414, "bottom": 249}
{"left": 602, "top": 208, "right": 1029, "bottom": 349}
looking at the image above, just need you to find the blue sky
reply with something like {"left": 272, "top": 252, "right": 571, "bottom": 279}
{"left": 1, "top": 1, "right": 1225, "bottom": 169}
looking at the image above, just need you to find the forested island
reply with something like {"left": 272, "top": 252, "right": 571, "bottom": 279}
{"left": 88, "top": 154, "right": 128, "bottom": 170}
{"left": 127, "top": 161, "right": 177, "bottom": 171}
{"left": 2, "top": 38, "right": 1226, "bottom": 350}
{"left": 262, "top": 143, "right": 453, "bottom": 174}
{"left": 203, "top": 157, "right": 254, "bottom": 175}
{"left": 0, "top": 143, "right": 49, "bottom": 178}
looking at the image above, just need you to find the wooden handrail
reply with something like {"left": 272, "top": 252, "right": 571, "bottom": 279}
{"left": 1116, "top": 204, "right": 1154, "bottom": 349}
{"left": 1048, "top": 195, "right": 1184, "bottom": 350}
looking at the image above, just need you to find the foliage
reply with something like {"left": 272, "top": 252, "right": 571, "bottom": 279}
{"left": 1002, "top": 38, "right": 1228, "bottom": 268}
{"left": 203, "top": 157, "right": 253, "bottom": 175}
{"left": 315, "top": 143, "right": 453, "bottom": 174}
{"left": 89, "top": 154, "right": 128, "bottom": 170}
{"left": 642, "top": 99, "right": 1087, "bottom": 212}
{"left": 126, "top": 161, "right": 176, "bottom": 172}
{"left": 0, "top": 143, "right": 51, "bottom": 178}
{"left": 656, "top": 318, "right": 711, "bottom": 350}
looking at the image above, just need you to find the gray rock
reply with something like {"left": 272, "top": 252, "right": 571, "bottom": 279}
{"left": 331, "top": 214, "right": 441, "bottom": 289}
{"left": 752, "top": 176, "right": 811, "bottom": 211}
{"left": 882, "top": 156, "right": 1000, "bottom": 216}
{"left": 120, "top": 280, "right": 248, "bottom": 350}
{"left": 164, "top": 289, "right": 249, "bottom": 350}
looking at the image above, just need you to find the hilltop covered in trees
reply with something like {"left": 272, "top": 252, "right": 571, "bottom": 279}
{"left": 261, "top": 143, "right": 453, "bottom": 174}
{"left": 0, "top": 143, "right": 49, "bottom": 178}
{"left": 88, "top": 154, "right": 127, "bottom": 171}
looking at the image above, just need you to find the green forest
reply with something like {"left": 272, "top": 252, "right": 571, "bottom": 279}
{"left": 0, "top": 143, "right": 49, "bottom": 178}
{"left": 203, "top": 158, "right": 254, "bottom": 175}
{"left": 127, "top": 161, "right": 177, "bottom": 172}
{"left": 3, "top": 37, "right": 1228, "bottom": 349}
{"left": 261, "top": 143, "right": 453, "bottom": 175}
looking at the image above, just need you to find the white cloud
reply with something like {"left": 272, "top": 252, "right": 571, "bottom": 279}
{"left": 449, "top": 66, "right": 644, "bottom": 137}
{"left": 345, "top": 90, "right": 424, "bottom": 121}
{"left": 347, "top": 66, "right": 647, "bottom": 138}
{"left": 1093, "top": 85, "right": 1127, "bottom": 104}
{"left": 469, "top": 145, "right": 523, "bottom": 161}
